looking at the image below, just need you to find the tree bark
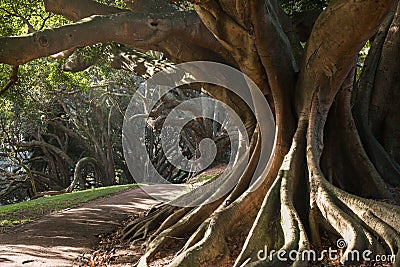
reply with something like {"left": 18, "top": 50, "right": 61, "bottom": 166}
{"left": 65, "top": 157, "right": 97, "bottom": 192}
{"left": 0, "top": 0, "right": 399, "bottom": 266}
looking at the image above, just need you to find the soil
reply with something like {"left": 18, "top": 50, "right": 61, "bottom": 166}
{"left": 186, "top": 164, "right": 227, "bottom": 184}
{"left": 80, "top": 165, "right": 229, "bottom": 267}
{"left": 0, "top": 185, "right": 186, "bottom": 267}
{"left": 83, "top": 169, "right": 399, "bottom": 267}
{"left": 2, "top": 166, "right": 394, "bottom": 267}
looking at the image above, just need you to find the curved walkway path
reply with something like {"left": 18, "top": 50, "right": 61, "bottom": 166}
{"left": 0, "top": 185, "right": 187, "bottom": 267}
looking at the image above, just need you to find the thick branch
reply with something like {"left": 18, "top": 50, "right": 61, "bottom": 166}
{"left": 0, "top": 11, "right": 227, "bottom": 67}
{"left": 65, "top": 157, "right": 97, "bottom": 193}
{"left": 42, "top": 0, "right": 232, "bottom": 66}
{"left": 0, "top": 178, "right": 29, "bottom": 199}
{"left": 47, "top": 120, "right": 94, "bottom": 154}
{"left": 250, "top": 0, "right": 298, "bottom": 152}
{"left": 0, "top": 13, "right": 154, "bottom": 66}
{"left": 123, "top": 0, "right": 177, "bottom": 14}
{"left": 16, "top": 141, "right": 74, "bottom": 167}
{"left": 292, "top": 9, "right": 322, "bottom": 42}
{"left": 63, "top": 43, "right": 174, "bottom": 78}
{"left": 43, "top": 0, "right": 126, "bottom": 22}
{"left": 62, "top": 49, "right": 100, "bottom": 72}
{"left": 192, "top": 3, "right": 271, "bottom": 98}
{"left": 369, "top": 3, "right": 400, "bottom": 135}
{"left": 0, "top": 66, "right": 19, "bottom": 96}
{"left": 296, "top": 0, "right": 397, "bottom": 114}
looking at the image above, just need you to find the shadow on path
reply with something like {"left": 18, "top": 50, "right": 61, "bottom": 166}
{"left": 0, "top": 185, "right": 187, "bottom": 266}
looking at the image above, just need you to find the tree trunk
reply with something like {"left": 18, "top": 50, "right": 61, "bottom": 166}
{"left": 121, "top": 1, "right": 400, "bottom": 266}
{"left": 0, "top": 0, "right": 399, "bottom": 266}
{"left": 66, "top": 157, "right": 97, "bottom": 192}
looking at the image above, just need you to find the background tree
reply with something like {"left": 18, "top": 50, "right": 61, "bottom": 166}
{"left": 1, "top": 0, "right": 400, "bottom": 266}
{"left": 0, "top": 44, "right": 225, "bottom": 204}
{"left": 0, "top": 65, "right": 137, "bottom": 201}
{"left": 146, "top": 88, "right": 231, "bottom": 183}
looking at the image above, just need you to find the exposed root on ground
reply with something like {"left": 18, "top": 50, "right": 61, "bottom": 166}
{"left": 307, "top": 85, "right": 399, "bottom": 266}
{"left": 125, "top": 87, "right": 400, "bottom": 267}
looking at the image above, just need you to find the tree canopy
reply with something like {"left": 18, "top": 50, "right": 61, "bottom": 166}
{"left": 1, "top": 0, "right": 399, "bottom": 266}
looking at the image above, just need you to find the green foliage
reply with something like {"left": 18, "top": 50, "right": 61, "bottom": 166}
{"left": 279, "top": 0, "right": 329, "bottom": 14}
{"left": 0, "top": 0, "right": 225, "bottom": 202}
{"left": 45, "top": 60, "right": 92, "bottom": 91}
{"left": 0, "top": 0, "right": 67, "bottom": 36}
{"left": 0, "top": 0, "right": 115, "bottom": 112}
{"left": 0, "top": 0, "right": 86, "bottom": 120}
{"left": 1, "top": 60, "right": 139, "bottom": 200}
{"left": 356, "top": 41, "right": 371, "bottom": 80}
{"left": 173, "top": 1, "right": 195, "bottom": 11}
{"left": 96, "top": 0, "right": 127, "bottom": 9}
{"left": 196, "top": 173, "right": 219, "bottom": 184}
{"left": 0, "top": 184, "right": 137, "bottom": 230}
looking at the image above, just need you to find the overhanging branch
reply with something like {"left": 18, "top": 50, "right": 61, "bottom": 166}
{"left": 0, "top": 12, "right": 175, "bottom": 66}
{"left": 0, "top": 66, "right": 19, "bottom": 96}
{"left": 0, "top": 10, "right": 228, "bottom": 67}
{"left": 43, "top": 0, "right": 127, "bottom": 22}
{"left": 296, "top": 0, "right": 398, "bottom": 113}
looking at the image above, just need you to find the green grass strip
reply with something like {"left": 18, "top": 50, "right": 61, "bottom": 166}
{"left": 0, "top": 184, "right": 137, "bottom": 230}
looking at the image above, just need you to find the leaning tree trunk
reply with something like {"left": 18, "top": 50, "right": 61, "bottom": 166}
{"left": 65, "top": 157, "right": 97, "bottom": 192}
{"left": 121, "top": 1, "right": 400, "bottom": 266}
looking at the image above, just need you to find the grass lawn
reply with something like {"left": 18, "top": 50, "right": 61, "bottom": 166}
{"left": 195, "top": 173, "right": 219, "bottom": 183}
{"left": 0, "top": 184, "right": 137, "bottom": 231}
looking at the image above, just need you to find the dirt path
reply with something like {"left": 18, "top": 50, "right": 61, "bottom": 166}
{"left": 0, "top": 185, "right": 187, "bottom": 267}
